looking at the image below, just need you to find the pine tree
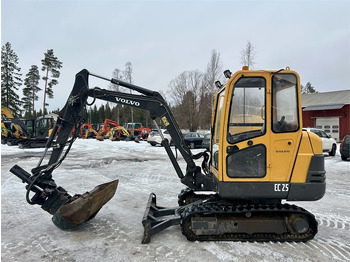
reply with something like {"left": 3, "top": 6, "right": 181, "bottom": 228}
{"left": 41, "top": 49, "right": 62, "bottom": 114}
{"left": 37, "top": 109, "right": 43, "bottom": 117}
{"left": 98, "top": 104, "right": 105, "bottom": 123}
{"left": 1, "top": 42, "right": 23, "bottom": 117}
{"left": 22, "top": 65, "right": 41, "bottom": 117}
{"left": 105, "top": 103, "right": 112, "bottom": 120}
{"left": 91, "top": 105, "right": 99, "bottom": 124}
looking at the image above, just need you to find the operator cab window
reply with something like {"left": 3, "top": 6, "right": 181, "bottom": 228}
{"left": 227, "top": 77, "right": 266, "bottom": 144}
{"left": 272, "top": 74, "right": 299, "bottom": 133}
{"left": 212, "top": 93, "right": 225, "bottom": 170}
{"left": 226, "top": 77, "right": 266, "bottom": 178}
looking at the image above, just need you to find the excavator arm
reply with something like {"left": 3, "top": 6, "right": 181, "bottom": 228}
{"left": 10, "top": 69, "right": 214, "bottom": 238}
{"left": 88, "top": 72, "right": 197, "bottom": 174}
{"left": 88, "top": 72, "right": 215, "bottom": 189}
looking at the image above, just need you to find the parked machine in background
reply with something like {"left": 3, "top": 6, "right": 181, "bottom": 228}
{"left": 1, "top": 107, "right": 25, "bottom": 145}
{"left": 126, "top": 122, "right": 150, "bottom": 140}
{"left": 105, "top": 126, "right": 129, "bottom": 141}
{"left": 11, "top": 66, "right": 326, "bottom": 244}
{"left": 16, "top": 114, "right": 58, "bottom": 148}
{"left": 96, "top": 119, "right": 128, "bottom": 141}
{"left": 79, "top": 123, "right": 98, "bottom": 139}
{"left": 1, "top": 107, "right": 57, "bottom": 148}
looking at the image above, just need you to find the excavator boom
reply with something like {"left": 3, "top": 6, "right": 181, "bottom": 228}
{"left": 10, "top": 69, "right": 210, "bottom": 237}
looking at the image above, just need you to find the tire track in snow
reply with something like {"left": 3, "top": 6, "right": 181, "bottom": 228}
{"left": 308, "top": 238, "right": 350, "bottom": 261}
{"left": 309, "top": 214, "right": 350, "bottom": 261}
{"left": 206, "top": 243, "right": 236, "bottom": 261}
{"left": 316, "top": 214, "right": 350, "bottom": 230}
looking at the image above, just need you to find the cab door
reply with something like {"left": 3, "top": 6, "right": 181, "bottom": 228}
{"left": 223, "top": 75, "right": 268, "bottom": 181}
{"left": 221, "top": 72, "right": 302, "bottom": 184}
{"left": 269, "top": 73, "right": 302, "bottom": 182}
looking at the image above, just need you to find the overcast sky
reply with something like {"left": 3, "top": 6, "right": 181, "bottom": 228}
{"left": 2, "top": 0, "right": 349, "bottom": 112}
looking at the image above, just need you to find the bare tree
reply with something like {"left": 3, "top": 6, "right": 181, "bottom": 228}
{"left": 123, "top": 62, "right": 133, "bottom": 84}
{"left": 240, "top": 40, "right": 256, "bottom": 68}
{"left": 109, "top": 68, "right": 124, "bottom": 123}
{"left": 170, "top": 70, "right": 204, "bottom": 131}
{"left": 109, "top": 68, "right": 124, "bottom": 91}
{"left": 124, "top": 62, "right": 134, "bottom": 122}
{"left": 202, "top": 49, "right": 223, "bottom": 128}
{"left": 107, "top": 63, "right": 134, "bottom": 124}
{"left": 170, "top": 50, "right": 224, "bottom": 130}
{"left": 204, "top": 49, "right": 223, "bottom": 91}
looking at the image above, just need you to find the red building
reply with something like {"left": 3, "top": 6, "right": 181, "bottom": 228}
{"left": 302, "top": 90, "right": 350, "bottom": 142}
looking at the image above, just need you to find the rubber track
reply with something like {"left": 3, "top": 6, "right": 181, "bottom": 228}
{"left": 180, "top": 201, "right": 318, "bottom": 242}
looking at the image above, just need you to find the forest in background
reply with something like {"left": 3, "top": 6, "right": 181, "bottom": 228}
{"left": 2, "top": 41, "right": 316, "bottom": 131}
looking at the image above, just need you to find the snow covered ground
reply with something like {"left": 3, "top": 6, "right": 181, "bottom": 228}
{"left": 1, "top": 139, "right": 350, "bottom": 262}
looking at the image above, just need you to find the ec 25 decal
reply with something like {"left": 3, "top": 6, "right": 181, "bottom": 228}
{"left": 274, "top": 183, "right": 289, "bottom": 192}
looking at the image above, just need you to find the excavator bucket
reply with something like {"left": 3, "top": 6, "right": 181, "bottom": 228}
{"left": 10, "top": 165, "right": 119, "bottom": 231}
{"left": 52, "top": 179, "right": 119, "bottom": 230}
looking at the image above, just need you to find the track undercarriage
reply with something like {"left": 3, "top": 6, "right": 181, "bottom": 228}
{"left": 142, "top": 189, "right": 318, "bottom": 243}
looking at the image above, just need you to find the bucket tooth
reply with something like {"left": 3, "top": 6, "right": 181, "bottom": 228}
{"left": 52, "top": 179, "right": 119, "bottom": 230}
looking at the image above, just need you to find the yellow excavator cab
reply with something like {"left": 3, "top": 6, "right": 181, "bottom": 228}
{"left": 210, "top": 67, "right": 325, "bottom": 201}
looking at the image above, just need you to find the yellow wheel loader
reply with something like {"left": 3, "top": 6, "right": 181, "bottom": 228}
{"left": 10, "top": 67, "right": 325, "bottom": 243}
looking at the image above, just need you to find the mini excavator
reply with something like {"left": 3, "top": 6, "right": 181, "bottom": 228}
{"left": 1, "top": 107, "right": 57, "bottom": 148}
{"left": 10, "top": 67, "right": 326, "bottom": 243}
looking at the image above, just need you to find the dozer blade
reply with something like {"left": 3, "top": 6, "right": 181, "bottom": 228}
{"left": 141, "top": 193, "right": 180, "bottom": 244}
{"left": 52, "top": 179, "right": 119, "bottom": 230}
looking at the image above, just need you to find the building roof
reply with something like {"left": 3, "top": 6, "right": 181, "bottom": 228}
{"left": 301, "top": 90, "right": 350, "bottom": 108}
